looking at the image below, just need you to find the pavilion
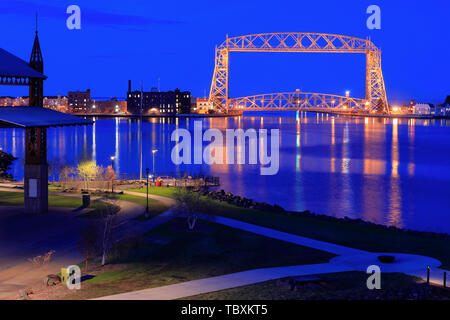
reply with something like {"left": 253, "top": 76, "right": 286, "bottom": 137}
{"left": 0, "top": 29, "right": 92, "bottom": 213}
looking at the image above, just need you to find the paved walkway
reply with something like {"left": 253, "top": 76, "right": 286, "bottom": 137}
{"left": 96, "top": 212, "right": 445, "bottom": 300}
{"left": 123, "top": 190, "right": 177, "bottom": 207}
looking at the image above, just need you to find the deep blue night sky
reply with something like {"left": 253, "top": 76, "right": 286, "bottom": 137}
{"left": 0, "top": 0, "right": 448, "bottom": 104}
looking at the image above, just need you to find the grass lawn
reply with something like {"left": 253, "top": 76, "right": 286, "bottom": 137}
{"left": 118, "top": 187, "right": 450, "bottom": 270}
{"left": 184, "top": 272, "right": 450, "bottom": 300}
{"left": 0, "top": 190, "right": 87, "bottom": 208}
{"left": 127, "top": 186, "right": 178, "bottom": 198}
{"left": 42, "top": 218, "right": 335, "bottom": 300}
{"left": 0, "top": 190, "right": 114, "bottom": 216}
{"left": 198, "top": 200, "right": 450, "bottom": 270}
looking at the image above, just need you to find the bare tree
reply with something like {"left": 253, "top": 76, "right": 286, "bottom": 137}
{"left": 60, "top": 165, "right": 75, "bottom": 189}
{"left": 99, "top": 197, "right": 119, "bottom": 266}
{"left": 48, "top": 158, "right": 64, "bottom": 182}
{"left": 174, "top": 185, "right": 203, "bottom": 230}
{"left": 78, "top": 223, "right": 100, "bottom": 272}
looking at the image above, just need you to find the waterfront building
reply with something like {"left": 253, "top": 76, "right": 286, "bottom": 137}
{"left": 435, "top": 96, "right": 450, "bottom": 117}
{"left": 88, "top": 98, "right": 127, "bottom": 114}
{"left": 0, "top": 96, "right": 29, "bottom": 106}
{"left": 196, "top": 97, "right": 212, "bottom": 114}
{"left": 126, "top": 80, "right": 191, "bottom": 115}
{"left": 68, "top": 89, "right": 91, "bottom": 113}
{"left": 43, "top": 95, "right": 68, "bottom": 111}
{"left": 412, "top": 103, "right": 431, "bottom": 115}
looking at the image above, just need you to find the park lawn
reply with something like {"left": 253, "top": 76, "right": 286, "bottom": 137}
{"left": 0, "top": 190, "right": 83, "bottom": 208}
{"left": 184, "top": 272, "right": 442, "bottom": 300}
{"left": 193, "top": 199, "right": 450, "bottom": 270}
{"left": 0, "top": 190, "right": 112, "bottom": 214}
{"left": 118, "top": 188, "right": 450, "bottom": 270}
{"left": 45, "top": 218, "right": 335, "bottom": 300}
{"left": 128, "top": 186, "right": 178, "bottom": 198}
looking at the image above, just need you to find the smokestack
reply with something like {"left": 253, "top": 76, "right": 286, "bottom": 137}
{"left": 128, "top": 80, "right": 131, "bottom": 92}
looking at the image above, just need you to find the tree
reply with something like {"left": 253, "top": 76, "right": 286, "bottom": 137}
{"left": 60, "top": 165, "right": 75, "bottom": 189}
{"left": 104, "top": 165, "right": 116, "bottom": 181}
{"left": 77, "top": 198, "right": 119, "bottom": 270}
{"left": 104, "top": 165, "right": 117, "bottom": 191}
{"left": 76, "top": 160, "right": 100, "bottom": 190}
{"left": 48, "top": 158, "right": 64, "bottom": 182}
{"left": 99, "top": 197, "right": 118, "bottom": 266}
{"left": 0, "top": 150, "right": 18, "bottom": 180}
{"left": 78, "top": 222, "right": 100, "bottom": 272}
{"left": 174, "top": 186, "right": 203, "bottom": 230}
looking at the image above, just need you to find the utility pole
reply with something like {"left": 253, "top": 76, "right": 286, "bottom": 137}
{"left": 139, "top": 80, "right": 143, "bottom": 181}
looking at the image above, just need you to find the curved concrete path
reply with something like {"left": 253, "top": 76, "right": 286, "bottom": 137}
{"left": 96, "top": 212, "right": 445, "bottom": 300}
{"left": 123, "top": 190, "right": 177, "bottom": 207}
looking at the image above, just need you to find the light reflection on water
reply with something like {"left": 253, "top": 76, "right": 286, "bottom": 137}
{"left": 1, "top": 112, "right": 450, "bottom": 233}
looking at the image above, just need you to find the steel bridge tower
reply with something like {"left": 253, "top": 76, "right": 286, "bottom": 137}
{"left": 209, "top": 33, "right": 388, "bottom": 112}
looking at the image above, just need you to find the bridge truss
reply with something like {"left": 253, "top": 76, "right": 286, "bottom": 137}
{"left": 209, "top": 33, "right": 388, "bottom": 112}
{"left": 229, "top": 92, "right": 366, "bottom": 111}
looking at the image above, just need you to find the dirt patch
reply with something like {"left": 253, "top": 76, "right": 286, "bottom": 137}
{"left": 23, "top": 263, "right": 129, "bottom": 300}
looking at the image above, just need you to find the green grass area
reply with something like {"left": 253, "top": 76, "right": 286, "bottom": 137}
{"left": 49, "top": 218, "right": 334, "bottom": 300}
{"left": 185, "top": 272, "right": 445, "bottom": 300}
{"left": 0, "top": 190, "right": 114, "bottom": 216}
{"left": 196, "top": 199, "right": 450, "bottom": 270}
{"left": 118, "top": 187, "right": 450, "bottom": 270}
{"left": 127, "top": 186, "right": 178, "bottom": 198}
{"left": 0, "top": 190, "right": 83, "bottom": 208}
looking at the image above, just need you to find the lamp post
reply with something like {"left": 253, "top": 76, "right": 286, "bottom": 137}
{"left": 152, "top": 148, "right": 158, "bottom": 182}
{"left": 145, "top": 167, "right": 149, "bottom": 217}
{"left": 110, "top": 156, "right": 115, "bottom": 193}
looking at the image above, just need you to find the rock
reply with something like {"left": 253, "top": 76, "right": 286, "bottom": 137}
{"left": 378, "top": 255, "right": 395, "bottom": 263}
{"left": 18, "top": 288, "right": 33, "bottom": 300}
{"left": 43, "top": 274, "right": 61, "bottom": 286}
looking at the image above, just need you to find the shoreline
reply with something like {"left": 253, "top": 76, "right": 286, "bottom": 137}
{"left": 70, "top": 111, "right": 447, "bottom": 120}
{"left": 200, "top": 188, "right": 450, "bottom": 239}
{"left": 2, "top": 181, "right": 449, "bottom": 239}
{"left": 72, "top": 112, "right": 243, "bottom": 118}
{"left": 310, "top": 110, "right": 436, "bottom": 119}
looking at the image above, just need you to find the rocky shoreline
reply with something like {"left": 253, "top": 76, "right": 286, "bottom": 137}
{"left": 198, "top": 189, "right": 450, "bottom": 240}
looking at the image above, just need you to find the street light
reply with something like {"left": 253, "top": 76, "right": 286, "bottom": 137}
{"left": 145, "top": 167, "right": 150, "bottom": 218}
{"left": 152, "top": 148, "right": 158, "bottom": 182}
{"left": 110, "top": 156, "right": 115, "bottom": 193}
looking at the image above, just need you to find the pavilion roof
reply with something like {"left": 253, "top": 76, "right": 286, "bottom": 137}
{"left": 0, "top": 48, "right": 47, "bottom": 79}
{"left": 0, "top": 107, "right": 93, "bottom": 128}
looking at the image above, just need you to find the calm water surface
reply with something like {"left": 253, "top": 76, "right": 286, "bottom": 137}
{"left": 1, "top": 112, "right": 450, "bottom": 234}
